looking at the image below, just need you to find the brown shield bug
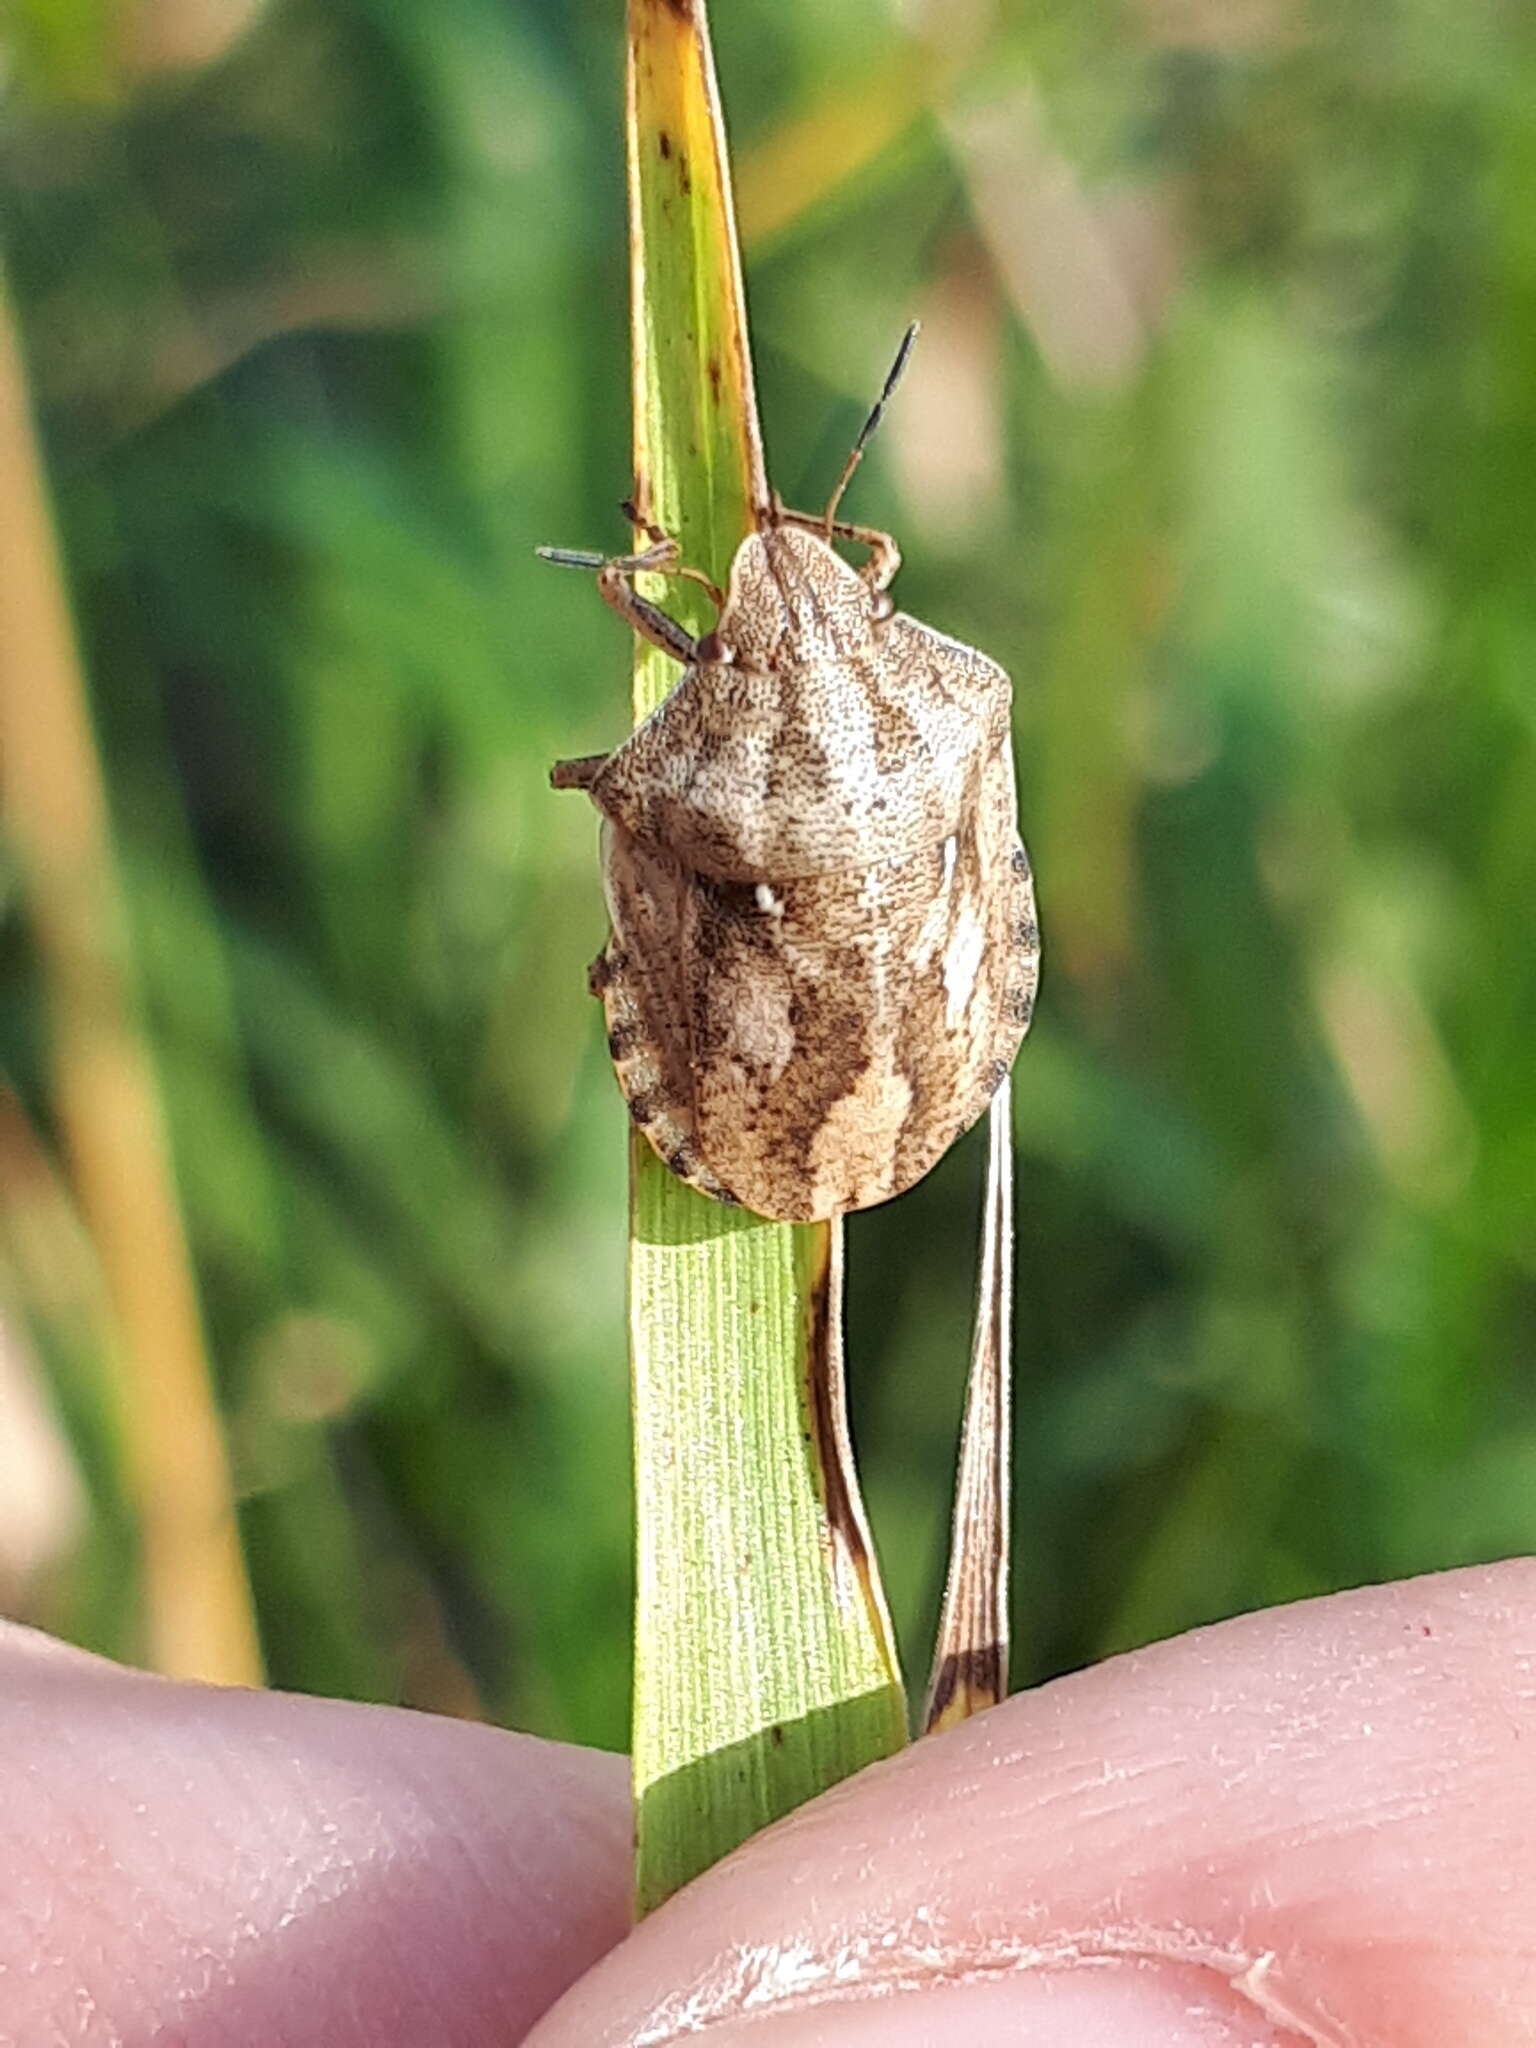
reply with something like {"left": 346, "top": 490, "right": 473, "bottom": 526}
{"left": 545, "top": 329, "right": 1039, "bottom": 1221}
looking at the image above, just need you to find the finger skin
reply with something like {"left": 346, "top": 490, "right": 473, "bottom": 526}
{"left": 0, "top": 1624, "right": 631, "bottom": 2045}
{"left": 531, "top": 1562, "right": 1536, "bottom": 2046}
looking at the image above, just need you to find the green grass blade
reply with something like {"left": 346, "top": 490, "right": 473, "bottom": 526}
{"left": 621, "top": 0, "right": 907, "bottom": 1916}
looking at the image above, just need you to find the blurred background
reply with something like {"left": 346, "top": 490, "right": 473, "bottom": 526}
{"left": 1, "top": 0, "right": 1533, "bottom": 1753}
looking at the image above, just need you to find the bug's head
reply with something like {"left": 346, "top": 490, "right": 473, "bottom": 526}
{"left": 719, "top": 524, "right": 874, "bottom": 666}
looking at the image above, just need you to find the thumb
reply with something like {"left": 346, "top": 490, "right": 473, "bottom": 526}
{"left": 533, "top": 1561, "right": 1536, "bottom": 2047}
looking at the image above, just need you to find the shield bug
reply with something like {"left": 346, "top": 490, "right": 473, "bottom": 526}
{"left": 545, "top": 330, "right": 1039, "bottom": 1221}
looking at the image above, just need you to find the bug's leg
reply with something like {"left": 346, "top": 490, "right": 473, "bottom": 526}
{"left": 618, "top": 501, "right": 675, "bottom": 554}
{"left": 618, "top": 504, "right": 734, "bottom": 596}
{"left": 538, "top": 537, "right": 723, "bottom": 661}
{"left": 831, "top": 517, "right": 901, "bottom": 592}
{"left": 604, "top": 534, "right": 727, "bottom": 611}
{"left": 770, "top": 502, "right": 902, "bottom": 591}
{"left": 595, "top": 564, "right": 700, "bottom": 664}
{"left": 550, "top": 752, "right": 609, "bottom": 791}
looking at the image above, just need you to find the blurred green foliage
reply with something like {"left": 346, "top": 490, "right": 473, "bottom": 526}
{"left": 2, "top": 0, "right": 1534, "bottom": 1752}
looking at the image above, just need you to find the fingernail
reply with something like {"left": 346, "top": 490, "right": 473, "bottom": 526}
{"left": 690, "top": 1964, "right": 1307, "bottom": 2044}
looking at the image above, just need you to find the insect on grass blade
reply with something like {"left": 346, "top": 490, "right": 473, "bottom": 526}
{"left": 619, "top": 0, "right": 908, "bottom": 1918}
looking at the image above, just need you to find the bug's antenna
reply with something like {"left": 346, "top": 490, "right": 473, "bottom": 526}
{"left": 536, "top": 546, "right": 608, "bottom": 570}
{"left": 823, "top": 322, "right": 919, "bottom": 533}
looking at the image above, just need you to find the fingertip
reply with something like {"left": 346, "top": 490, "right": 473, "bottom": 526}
{"left": 0, "top": 1627, "right": 633, "bottom": 2043}
{"left": 532, "top": 1562, "right": 1536, "bottom": 2047}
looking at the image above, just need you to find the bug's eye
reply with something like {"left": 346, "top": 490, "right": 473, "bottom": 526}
{"left": 871, "top": 591, "right": 895, "bottom": 623}
{"left": 694, "top": 628, "right": 731, "bottom": 664}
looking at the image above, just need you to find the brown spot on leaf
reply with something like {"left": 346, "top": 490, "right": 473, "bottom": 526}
{"left": 925, "top": 1643, "right": 1005, "bottom": 1727}
{"left": 658, "top": 129, "right": 672, "bottom": 159}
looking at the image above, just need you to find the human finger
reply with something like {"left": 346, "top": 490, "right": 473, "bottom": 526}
{"left": 0, "top": 1623, "right": 632, "bottom": 2044}
{"left": 532, "top": 1561, "right": 1536, "bottom": 2046}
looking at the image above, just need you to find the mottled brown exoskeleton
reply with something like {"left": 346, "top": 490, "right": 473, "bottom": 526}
{"left": 546, "top": 339, "right": 1039, "bottom": 1222}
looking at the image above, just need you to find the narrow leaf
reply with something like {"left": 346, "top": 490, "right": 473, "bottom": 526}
{"left": 0, "top": 259, "right": 261, "bottom": 1687}
{"left": 923, "top": 1078, "right": 1013, "bottom": 1732}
